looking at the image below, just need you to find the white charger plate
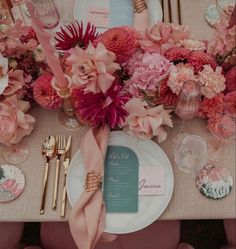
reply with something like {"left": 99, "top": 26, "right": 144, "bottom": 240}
{"left": 67, "top": 131, "right": 174, "bottom": 234}
{"left": 74, "top": 0, "right": 163, "bottom": 33}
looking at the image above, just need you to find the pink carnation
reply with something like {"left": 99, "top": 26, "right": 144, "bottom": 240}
{"left": 122, "top": 50, "right": 144, "bottom": 75}
{"left": 167, "top": 63, "right": 195, "bottom": 95}
{"left": 199, "top": 65, "right": 226, "bottom": 98}
{"left": 198, "top": 94, "right": 224, "bottom": 119}
{"left": 207, "top": 112, "right": 235, "bottom": 141}
{"left": 97, "top": 27, "right": 138, "bottom": 63}
{"left": 72, "top": 83, "right": 130, "bottom": 128}
{"left": 188, "top": 51, "right": 217, "bottom": 73}
{"left": 165, "top": 47, "right": 191, "bottom": 63}
{"left": 33, "top": 74, "right": 62, "bottom": 109}
{"left": 225, "top": 66, "right": 236, "bottom": 92}
{"left": 125, "top": 53, "right": 171, "bottom": 97}
{"left": 224, "top": 91, "right": 236, "bottom": 116}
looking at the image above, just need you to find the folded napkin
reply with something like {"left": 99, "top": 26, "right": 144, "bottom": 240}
{"left": 69, "top": 125, "right": 112, "bottom": 249}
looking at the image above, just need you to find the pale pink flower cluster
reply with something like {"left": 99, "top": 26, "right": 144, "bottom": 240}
{"left": 179, "top": 39, "right": 206, "bottom": 51}
{"left": 0, "top": 95, "right": 35, "bottom": 145}
{"left": 198, "top": 65, "right": 226, "bottom": 98}
{"left": 207, "top": 19, "right": 236, "bottom": 56}
{"left": 139, "top": 22, "right": 190, "bottom": 54}
{"left": 67, "top": 42, "right": 120, "bottom": 93}
{"left": 167, "top": 63, "right": 195, "bottom": 95}
{"left": 126, "top": 53, "right": 171, "bottom": 97}
{"left": 124, "top": 98, "right": 173, "bottom": 142}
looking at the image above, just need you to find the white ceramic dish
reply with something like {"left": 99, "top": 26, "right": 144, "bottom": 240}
{"left": 67, "top": 131, "right": 174, "bottom": 234}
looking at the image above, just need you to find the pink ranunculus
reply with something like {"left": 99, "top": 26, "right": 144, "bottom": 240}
{"left": 225, "top": 66, "right": 236, "bottom": 92}
{"left": 97, "top": 26, "right": 139, "bottom": 63}
{"left": 198, "top": 65, "right": 226, "bottom": 99}
{"left": 124, "top": 98, "right": 173, "bottom": 142}
{"left": 33, "top": 74, "right": 63, "bottom": 109}
{"left": 3, "top": 69, "right": 24, "bottom": 96}
{"left": 207, "top": 112, "right": 235, "bottom": 141}
{"left": 179, "top": 39, "right": 206, "bottom": 51}
{"left": 170, "top": 23, "right": 191, "bottom": 42}
{"left": 67, "top": 42, "right": 120, "bottom": 94}
{"left": 167, "top": 63, "right": 195, "bottom": 95}
{"left": 139, "top": 22, "right": 174, "bottom": 54}
{"left": 0, "top": 95, "right": 35, "bottom": 145}
{"left": 125, "top": 53, "right": 171, "bottom": 98}
{"left": 224, "top": 91, "right": 236, "bottom": 116}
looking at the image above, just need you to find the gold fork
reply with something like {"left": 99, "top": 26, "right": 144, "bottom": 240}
{"left": 52, "top": 135, "right": 66, "bottom": 210}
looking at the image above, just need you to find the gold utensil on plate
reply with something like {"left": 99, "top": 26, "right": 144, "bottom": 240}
{"left": 52, "top": 135, "right": 66, "bottom": 211}
{"left": 60, "top": 135, "right": 72, "bottom": 219}
{"left": 40, "top": 136, "right": 56, "bottom": 215}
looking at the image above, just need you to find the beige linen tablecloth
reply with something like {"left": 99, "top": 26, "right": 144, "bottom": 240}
{"left": 0, "top": 107, "right": 235, "bottom": 221}
{"left": 1, "top": 0, "right": 235, "bottom": 222}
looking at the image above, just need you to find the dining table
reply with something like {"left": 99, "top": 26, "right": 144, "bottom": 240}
{"left": 0, "top": 0, "right": 235, "bottom": 224}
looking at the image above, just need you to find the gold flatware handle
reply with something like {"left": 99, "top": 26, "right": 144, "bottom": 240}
{"left": 40, "top": 161, "right": 49, "bottom": 215}
{"left": 52, "top": 158, "right": 60, "bottom": 210}
{"left": 60, "top": 174, "right": 67, "bottom": 219}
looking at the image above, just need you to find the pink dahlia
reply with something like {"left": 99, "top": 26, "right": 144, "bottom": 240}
{"left": 225, "top": 66, "right": 236, "bottom": 92}
{"left": 224, "top": 91, "right": 236, "bottom": 116}
{"left": 198, "top": 65, "right": 226, "bottom": 99}
{"left": 72, "top": 83, "right": 130, "bottom": 128}
{"left": 188, "top": 50, "right": 217, "bottom": 73}
{"left": 55, "top": 21, "right": 99, "bottom": 51}
{"left": 198, "top": 94, "right": 224, "bottom": 119}
{"left": 97, "top": 27, "right": 138, "bottom": 63}
{"left": 165, "top": 47, "right": 191, "bottom": 63}
{"left": 33, "top": 74, "right": 62, "bottom": 109}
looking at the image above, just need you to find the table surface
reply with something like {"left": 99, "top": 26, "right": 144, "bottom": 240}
{"left": 1, "top": 0, "right": 235, "bottom": 222}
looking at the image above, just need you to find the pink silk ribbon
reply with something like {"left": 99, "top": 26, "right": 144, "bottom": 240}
{"left": 69, "top": 125, "right": 112, "bottom": 249}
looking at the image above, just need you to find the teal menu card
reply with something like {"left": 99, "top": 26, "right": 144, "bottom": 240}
{"left": 103, "top": 146, "right": 139, "bottom": 213}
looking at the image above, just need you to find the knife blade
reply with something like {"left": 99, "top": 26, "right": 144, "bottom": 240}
{"left": 60, "top": 135, "right": 72, "bottom": 218}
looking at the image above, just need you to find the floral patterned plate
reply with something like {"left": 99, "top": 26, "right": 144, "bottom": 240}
{"left": 196, "top": 163, "right": 233, "bottom": 200}
{"left": 0, "top": 165, "right": 25, "bottom": 203}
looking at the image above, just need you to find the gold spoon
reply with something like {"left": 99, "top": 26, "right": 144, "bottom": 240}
{"left": 40, "top": 136, "right": 56, "bottom": 215}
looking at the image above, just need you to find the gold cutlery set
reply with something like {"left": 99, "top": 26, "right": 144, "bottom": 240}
{"left": 41, "top": 135, "right": 72, "bottom": 218}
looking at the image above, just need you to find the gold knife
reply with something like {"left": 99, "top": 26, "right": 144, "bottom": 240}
{"left": 60, "top": 135, "right": 72, "bottom": 218}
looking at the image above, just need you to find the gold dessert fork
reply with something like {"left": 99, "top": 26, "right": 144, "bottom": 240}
{"left": 52, "top": 135, "right": 66, "bottom": 210}
{"left": 40, "top": 136, "right": 56, "bottom": 215}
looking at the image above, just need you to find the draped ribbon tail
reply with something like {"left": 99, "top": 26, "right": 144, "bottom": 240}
{"left": 69, "top": 125, "right": 110, "bottom": 249}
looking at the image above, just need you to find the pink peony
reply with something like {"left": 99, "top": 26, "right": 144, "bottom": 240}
{"left": 67, "top": 42, "right": 120, "bottom": 93}
{"left": 124, "top": 98, "right": 173, "bottom": 142}
{"left": 198, "top": 94, "right": 224, "bottom": 119}
{"left": 167, "top": 63, "right": 195, "bottom": 95}
{"left": 139, "top": 22, "right": 174, "bottom": 54}
{"left": 170, "top": 23, "right": 191, "bottom": 42}
{"left": 3, "top": 69, "right": 24, "bottom": 96}
{"left": 224, "top": 91, "right": 236, "bottom": 116}
{"left": 165, "top": 47, "right": 191, "bottom": 62}
{"left": 97, "top": 27, "right": 138, "bottom": 63}
{"left": 0, "top": 95, "right": 35, "bottom": 145}
{"left": 188, "top": 50, "right": 217, "bottom": 73}
{"left": 225, "top": 66, "right": 236, "bottom": 92}
{"left": 198, "top": 65, "right": 226, "bottom": 98}
{"left": 33, "top": 74, "right": 62, "bottom": 109}
{"left": 207, "top": 112, "right": 235, "bottom": 141}
{"left": 125, "top": 53, "right": 171, "bottom": 97}
{"left": 72, "top": 83, "right": 130, "bottom": 128}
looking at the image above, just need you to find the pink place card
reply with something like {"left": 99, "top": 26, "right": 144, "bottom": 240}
{"left": 139, "top": 166, "right": 165, "bottom": 196}
{"left": 88, "top": 7, "right": 110, "bottom": 28}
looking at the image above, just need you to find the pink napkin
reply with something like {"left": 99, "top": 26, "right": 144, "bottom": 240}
{"left": 69, "top": 125, "right": 114, "bottom": 249}
{"left": 133, "top": 9, "right": 149, "bottom": 31}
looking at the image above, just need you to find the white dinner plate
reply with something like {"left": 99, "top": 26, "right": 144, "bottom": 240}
{"left": 74, "top": 0, "right": 163, "bottom": 33}
{"left": 67, "top": 131, "right": 174, "bottom": 234}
